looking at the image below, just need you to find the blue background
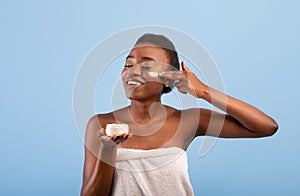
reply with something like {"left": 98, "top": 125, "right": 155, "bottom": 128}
{"left": 1, "top": 0, "right": 299, "bottom": 195}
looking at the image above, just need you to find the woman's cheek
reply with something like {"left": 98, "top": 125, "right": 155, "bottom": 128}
{"left": 121, "top": 69, "right": 127, "bottom": 79}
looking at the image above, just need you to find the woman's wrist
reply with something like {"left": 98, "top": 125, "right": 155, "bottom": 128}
{"left": 197, "top": 85, "right": 211, "bottom": 100}
{"left": 99, "top": 136, "right": 117, "bottom": 165}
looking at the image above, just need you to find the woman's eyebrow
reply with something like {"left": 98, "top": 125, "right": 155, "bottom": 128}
{"left": 126, "top": 56, "right": 156, "bottom": 62}
{"left": 141, "top": 56, "right": 156, "bottom": 61}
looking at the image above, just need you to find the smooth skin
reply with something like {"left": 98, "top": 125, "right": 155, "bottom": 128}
{"left": 80, "top": 44, "right": 278, "bottom": 196}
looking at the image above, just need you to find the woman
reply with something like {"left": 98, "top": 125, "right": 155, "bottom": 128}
{"left": 80, "top": 34, "right": 278, "bottom": 196}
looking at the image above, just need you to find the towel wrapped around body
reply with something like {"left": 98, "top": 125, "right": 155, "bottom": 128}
{"left": 111, "top": 147, "right": 194, "bottom": 196}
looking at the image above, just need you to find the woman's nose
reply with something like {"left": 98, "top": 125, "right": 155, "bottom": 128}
{"left": 127, "top": 64, "right": 142, "bottom": 76}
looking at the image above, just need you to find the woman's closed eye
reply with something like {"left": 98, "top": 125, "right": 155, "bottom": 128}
{"left": 140, "top": 62, "right": 154, "bottom": 70}
{"left": 124, "top": 63, "right": 154, "bottom": 70}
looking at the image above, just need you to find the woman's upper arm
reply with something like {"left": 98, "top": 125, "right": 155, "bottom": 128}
{"left": 196, "top": 109, "right": 262, "bottom": 138}
{"left": 82, "top": 115, "right": 103, "bottom": 182}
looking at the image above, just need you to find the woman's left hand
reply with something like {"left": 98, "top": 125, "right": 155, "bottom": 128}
{"left": 159, "top": 61, "right": 209, "bottom": 98}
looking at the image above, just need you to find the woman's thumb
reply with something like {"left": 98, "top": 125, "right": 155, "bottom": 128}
{"left": 181, "top": 61, "right": 190, "bottom": 71}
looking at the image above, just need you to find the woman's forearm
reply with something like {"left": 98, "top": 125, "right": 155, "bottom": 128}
{"left": 202, "top": 86, "right": 278, "bottom": 136}
{"left": 81, "top": 145, "right": 117, "bottom": 196}
{"left": 160, "top": 62, "right": 278, "bottom": 136}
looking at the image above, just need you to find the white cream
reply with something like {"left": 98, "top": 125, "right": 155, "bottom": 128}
{"left": 148, "top": 71, "right": 158, "bottom": 77}
{"left": 105, "top": 124, "right": 129, "bottom": 136}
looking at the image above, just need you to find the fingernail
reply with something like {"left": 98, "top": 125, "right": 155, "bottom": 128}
{"left": 158, "top": 72, "right": 165, "bottom": 77}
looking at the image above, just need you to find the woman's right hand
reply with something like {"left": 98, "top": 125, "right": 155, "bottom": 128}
{"left": 159, "top": 61, "right": 210, "bottom": 98}
{"left": 98, "top": 128, "right": 133, "bottom": 149}
{"left": 96, "top": 128, "right": 132, "bottom": 165}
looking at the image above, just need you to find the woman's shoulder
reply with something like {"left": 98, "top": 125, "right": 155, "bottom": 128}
{"left": 164, "top": 105, "right": 201, "bottom": 115}
{"left": 88, "top": 107, "right": 129, "bottom": 126}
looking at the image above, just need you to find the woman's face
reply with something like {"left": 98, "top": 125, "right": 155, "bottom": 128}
{"left": 122, "top": 44, "right": 170, "bottom": 101}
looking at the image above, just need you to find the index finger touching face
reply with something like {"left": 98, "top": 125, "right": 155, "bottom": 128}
{"left": 158, "top": 71, "right": 186, "bottom": 80}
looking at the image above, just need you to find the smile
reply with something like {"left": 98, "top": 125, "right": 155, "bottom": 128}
{"left": 127, "top": 80, "right": 143, "bottom": 86}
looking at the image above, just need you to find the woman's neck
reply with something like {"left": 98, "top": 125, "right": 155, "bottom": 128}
{"left": 128, "top": 99, "right": 165, "bottom": 124}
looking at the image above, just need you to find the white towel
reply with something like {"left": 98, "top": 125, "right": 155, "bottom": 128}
{"left": 111, "top": 147, "right": 194, "bottom": 196}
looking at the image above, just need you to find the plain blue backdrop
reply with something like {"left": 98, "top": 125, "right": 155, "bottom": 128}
{"left": 1, "top": 0, "right": 299, "bottom": 195}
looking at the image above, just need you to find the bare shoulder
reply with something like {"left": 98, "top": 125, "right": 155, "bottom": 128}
{"left": 87, "top": 113, "right": 111, "bottom": 130}
{"left": 163, "top": 105, "right": 178, "bottom": 114}
{"left": 163, "top": 105, "right": 206, "bottom": 122}
{"left": 163, "top": 106, "right": 213, "bottom": 122}
{"left": 87, "top": 107, "right": 129, "bottom": 131}
{"left": 84, "top": 109, "right": 127, "bottom": 151}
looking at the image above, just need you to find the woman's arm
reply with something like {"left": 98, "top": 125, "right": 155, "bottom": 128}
{"left": 81, "top": 115, "right": 131, "bottom": 196}
{"left": 81, "top": 145, "right": 116, "bottom": 196}
{"left": 160, "top": 61, "right": 278, "bottom": 138}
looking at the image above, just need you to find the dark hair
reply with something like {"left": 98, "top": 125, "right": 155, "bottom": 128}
{"left": 134, "top": 33, "right": 180, "bottom": 94}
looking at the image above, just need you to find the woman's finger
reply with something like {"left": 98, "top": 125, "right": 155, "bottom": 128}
{"left": 120, "top": 133, "right": 132, "bottom": 143}
{"left": 113, "top": 135, "right": 121, "bottom": 142}
{"left": 97, "top": 128, "right": 106, "bottom": 138}
{"left": 119, "top": 134, "right": 128, "bottom": 144}
{"left": 110, "top": 133, "right": 133, "bottom": 144}
{"left": 181, "top": 61, "right": 191, "bottom": 72}
{"left": 175, "top": 81, "right": 186, "bottom": 88}
{"left": 177, "top": 87, "right": 187, "bottom": 94}
{"left": 158, "top": 71, "right": 186, "bottom": 80}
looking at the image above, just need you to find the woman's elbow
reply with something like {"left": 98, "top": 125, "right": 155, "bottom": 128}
{"left": 261, "top": 119, "right": 279, "bottom": 137}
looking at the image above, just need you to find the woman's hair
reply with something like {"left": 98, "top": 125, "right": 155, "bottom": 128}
{"left": 134, "top": 33, "right": 180, "bottom": 94}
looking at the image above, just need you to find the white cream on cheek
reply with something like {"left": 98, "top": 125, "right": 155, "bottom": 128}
{"left": 148, "top": 71, "right": 158, "bottom": 77}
